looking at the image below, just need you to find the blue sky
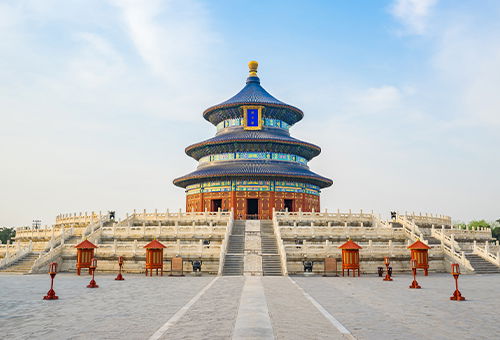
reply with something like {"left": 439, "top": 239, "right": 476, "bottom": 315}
{"left": 1, "top": 0, "right": 499, "bottom": 226}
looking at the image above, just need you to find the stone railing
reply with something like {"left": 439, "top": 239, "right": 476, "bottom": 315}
{"left": 279, "top": 225, "right": 406, "bottom": 240}
{"left": 441, "top": 242, "right": 474, "bottom": 272}
{"left": 0, "top": 243, "right": 18, "bottom": 257}
{"left": 283, "top": 240, "right": 441, "bottom": 258}
{"left": 442, "top": 227, "right": 492, "bottom": 240}
{"left": 403, "top": 212, "right": 451, "bottom": 226}
{"left": 218, "top": 216, "right": 234, "bottom": 276}
{"left": 272, "top": 210, "right": 288, "bottom": 275}
{"left": 275, "top": 209, "right": 375, "bottom": 225}
{"left": 431, "top": 226, "right": 461, "bottom": 251}
{"left": 56, "top": 211, "right": 101, "bottom": 226}
{"left": 473, "top": 241, "right": 500, "bottom": 267}
{"left": 372, "top": 214, "right": 392, "bottom": 228}
{"left": 15, "top": 226, "right": 58, "bottom": 240}
{"left": 93, "top": 241, "right": 222, "bottom": 259}
{"left": 44, "top": 227, "right": 75, "bottom": 251}
{"left": 125, "top": 209, "right": 232, "bottom": 224}
{"left": 0, "top": 242, "right": 32, "bottom": 270}
{"left": 30, "top": 244, "right": 64, "bottom": 274}
{"left": 101, "top": 224, "right": 227, "bottom": 240}
{"left": 396, "top": 215, "right": 425, "bottom": 242}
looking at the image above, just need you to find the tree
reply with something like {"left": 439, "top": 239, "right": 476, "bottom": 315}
{"left": 467, "top": 220, "right": 490, "bottom": 229}
{"left": 492, "top": 227, "right": 500, "bottom": 241}
{"left": 0, "top": 228, "right": 16, "bottom": 244}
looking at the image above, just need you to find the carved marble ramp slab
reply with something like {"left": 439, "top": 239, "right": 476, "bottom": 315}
{"left": 233, "top": 276, "right": 274, "bottom": 339}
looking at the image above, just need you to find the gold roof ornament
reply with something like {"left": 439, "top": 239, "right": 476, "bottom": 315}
{"left": 248, "top": 60, "right": 258, "bottom": 77}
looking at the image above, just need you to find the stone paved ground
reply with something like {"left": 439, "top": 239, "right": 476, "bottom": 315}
{"left": 293, "top": 274, "right": 500, "bottom": 340}
{"left": 1, "top": 273, "right": 499, "bottom": 339}
{"left": 263, "top": 277, "right": 344, "bottom": 339}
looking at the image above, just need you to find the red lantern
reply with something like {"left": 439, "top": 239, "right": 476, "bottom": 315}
{"left": 43, "top": 262, "right": 59, "bottom": 300}
{"left": 87, "top": 258, "right": 99, "bottom": 288}
{"left": 383, "top": 256, "right": 392, "bottom": 281}
{"left": 409, "top": 259, "right": 421, "bottom": 289}
{"left": 450, "top": 263, "right": 465, "bottom": 301}
{"left": 115, "top": 256, "right": 125, "bottom": 281}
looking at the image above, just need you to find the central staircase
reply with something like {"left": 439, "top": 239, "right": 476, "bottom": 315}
{"left": 261, "top": 221, "right": 282, "bottom": 276}
{"left": 465, "top": 254, "right": 500, "bottom": 274}
{"left": 222, "top": 221, "right": 246, "bottom": 276}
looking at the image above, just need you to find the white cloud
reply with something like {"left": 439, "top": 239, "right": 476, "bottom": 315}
{"left": 390, "top": 0, "right": 437, "bottom": 35}
{"left": 432, "top": 25, "right": 500, "bottom": 127}
{"left": 355, "top": 85, "right": 402, "bottom": 113}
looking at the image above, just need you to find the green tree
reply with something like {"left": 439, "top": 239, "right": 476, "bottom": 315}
{"left": 467, "top": 220, "right": 490, "bottom": 229}
{"left": 492, "top": 227, "right": 500, "bottom": 241}
{"left": 0, "top": 228, "right": 16, "bottom": 244}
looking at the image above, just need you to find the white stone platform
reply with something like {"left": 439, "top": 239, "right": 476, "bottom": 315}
{"left": 0, "top": 273, "right": 499, "bottom": 339}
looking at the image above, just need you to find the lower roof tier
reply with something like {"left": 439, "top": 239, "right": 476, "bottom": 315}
{"left": 185, "top": 128, "right": 321, "bottom": 160}
{"left": 173, "top": 160, "right": 333, "bottom": 188}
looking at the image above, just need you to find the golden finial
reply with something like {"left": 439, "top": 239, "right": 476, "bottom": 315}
{"left": 248, "top": 60, "right": 258, "bottom": 77}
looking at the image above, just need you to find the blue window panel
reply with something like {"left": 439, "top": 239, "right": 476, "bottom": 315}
{"left": 246, "top": 109, "right": 259, "bottom": 127}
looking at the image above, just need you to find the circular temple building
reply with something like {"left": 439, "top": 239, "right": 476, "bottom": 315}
{"left": 173, "top": 61, "right": 333, "bottom": 219}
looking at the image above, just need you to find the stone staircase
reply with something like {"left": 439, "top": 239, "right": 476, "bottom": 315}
{"left": 465, "top": 254, "right": 500, "bottom": 274}
{"left": 261, "top": 221, "right": 282, "bottom": 276}
{"left": 222, "top": 221, "right": 246, "bottom": 276}
{"left": 0, "top": 252, "right": 40, "bottom": 273}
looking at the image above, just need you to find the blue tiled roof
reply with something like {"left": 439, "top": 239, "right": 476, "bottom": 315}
{"left": 218, "top": 77, "right": 287, "bottom": 106}
{"left": 173, "top": 160, "right": 333, "bottom": 189}
{"left": 203, "top": 76, "right": 303, "bottom": 125}
{"left": 185, "top": 128, "right": 321, "bottom": 160}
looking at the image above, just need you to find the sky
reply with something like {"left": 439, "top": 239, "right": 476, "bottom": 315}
{"left": 1, "top": 0, "right": 499, "bottom": 226}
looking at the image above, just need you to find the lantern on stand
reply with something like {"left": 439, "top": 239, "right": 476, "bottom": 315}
{"left": 407, "top": 240, "right": 431, "bottom": 276}
{"left": 383, "top": 256, "right": 393, "bottom": 281}
{"left": 115, "top": 256, "right": 125, "bottom": 281}
{"left": 87, "top": 258, "right": 99, "bottom": 288}
{"left": 144, "top": 239, "right": 166, "bottom": 276}
{"left": 75, "top": 239, "right": 98, "bottom": 275}
{"left": 409, "top": 259, "right": 421, "bottom": 289}
{"left": 450, "top": 264, "right": 465, "bottom": 301}
{"left": 43, "top": 262, "right": 59, "bottom": 300}
{"left": 338, "top": 239, "right": 362, "bottom": 277}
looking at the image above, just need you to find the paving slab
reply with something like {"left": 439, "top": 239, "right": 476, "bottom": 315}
{"left": 263, "top": 277, "right": 345, "bottom": 340}
{"left": 294, "top": 274, "right": 500, "bottom": 340}
{"left": 0, "top": 274, "right": 212, "bottom": 339}
{"left": 159, "top": 277, "right": 244, "bottom": 339}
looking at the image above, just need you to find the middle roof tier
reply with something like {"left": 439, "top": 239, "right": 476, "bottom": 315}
{"left": 185, "top": 127, "right": 322, "bottom": 161}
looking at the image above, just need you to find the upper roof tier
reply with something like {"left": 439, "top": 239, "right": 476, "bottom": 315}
{"left": 203, "top": 61, "right": 304, "bottom": 126}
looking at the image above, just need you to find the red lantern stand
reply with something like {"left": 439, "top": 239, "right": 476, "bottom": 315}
{"left": 75, "top": 239, "right": 98, "bottom": 275}
{"left": 407, "top": 240, "right": 431, "bottom": 276}
{"left": 87, "top": 258, "right": 99, "bottom": 288}
{"left": 338, "top": 239, "right": 362, "bottom": 277}
{"left": 115, "top": 256, "right": 125, "bottom": 281}
{"left": 144, "top": 239, "right": 166, "bottom": 276}
{"left": 383, "top": 256, "right": 393, "bottom": 281}
{"left": 409, "top": 259, "right": 421, "bottom": 289}
{"left": 450, "top": 263, "right": 465, "bottom": 301}
{"left": 43, "top": 262, "right": 59, "bottom": 300}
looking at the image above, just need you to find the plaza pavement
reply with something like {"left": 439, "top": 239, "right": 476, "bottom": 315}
{"left": 0, "top": 273, "right": 499, "bottom": 339}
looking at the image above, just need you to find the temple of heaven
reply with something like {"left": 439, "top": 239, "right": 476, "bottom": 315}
{"left": 173, "top": 61, "right": 332, "bottom": 219}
